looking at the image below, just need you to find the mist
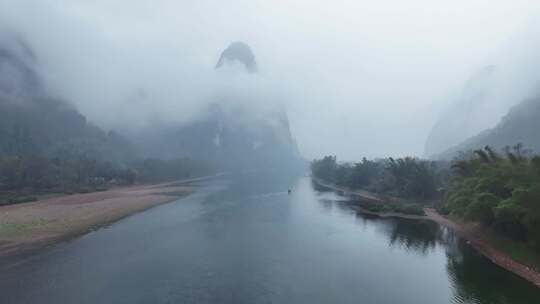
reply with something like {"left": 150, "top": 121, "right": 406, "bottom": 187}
{"left": 1, "top": 0, "right": 540, "bottom": 161}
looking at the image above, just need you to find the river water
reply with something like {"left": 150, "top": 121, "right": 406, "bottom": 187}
{"left": 2, "top": 173, "right": 540, "bottom": 304}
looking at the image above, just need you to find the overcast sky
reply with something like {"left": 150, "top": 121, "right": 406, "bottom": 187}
{"left": 1, "top": 0, "right": 540, "bottom": 160}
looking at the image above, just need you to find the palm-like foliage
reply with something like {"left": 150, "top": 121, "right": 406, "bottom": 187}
{"left": 445, "top": 144, "right": 540, "bottom": 250}
{"left": 311, "top": 155, "right": 441, "bottom": 201}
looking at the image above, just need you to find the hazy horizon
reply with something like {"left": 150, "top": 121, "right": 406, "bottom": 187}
{"left": 2, "top": 0, "right": 540, "bottom": 160}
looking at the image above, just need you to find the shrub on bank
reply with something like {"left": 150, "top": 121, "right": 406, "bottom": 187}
{"left": 2, "top": 196, "right": 38, "bottom": 206}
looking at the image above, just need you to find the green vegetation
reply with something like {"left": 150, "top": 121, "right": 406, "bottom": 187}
{"left": 0, "top": 48, "right": 216, "bottom": 206}
{"left": 0, "top": 155, "right": 215, "bottom": 205}
{"left": 444, "top": 144, "right": 540, "bottom": 252}
{"left": 488, "top": 232, "right": 540, "bottom": 270}
{"left": 361, "top": 201, "right": 425, "bottom": 216}
{"left": 132, "top": 158, "right": 215, "bottom": 183}
{"left": 312, "top": 145, "right": 540, "bottom": 267}
{"left": 2, "top": 196, "right": 37, "bottom": 206}
{"left": 310, "top": 155, "right": 446, "bottom": 201}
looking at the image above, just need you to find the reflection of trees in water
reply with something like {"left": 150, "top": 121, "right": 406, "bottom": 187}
{"left": 318, "top": 195, "right": 447, "bottom": 255}
{"left": 314, "top": 186, "right": 540, "bottom": 304}
{"left": 357, "top": 211, "right": 540, "bottom": 303}
{"left": 320, "top": 196, "right": 445, "bottom": 256}
{"left": 357, "top": 213, "right": 445, "bottom": 255}
{"left": 386, "top": 219, "right": 442, "bottom": 255}
{"left": 318, "top": 199, "right": 336, "bottom": 213}
{"left": 445, "top": 240, "right": 540, "bottom": 304}
{"left": 310, "top": 179, "right": 332, "bottom": 192}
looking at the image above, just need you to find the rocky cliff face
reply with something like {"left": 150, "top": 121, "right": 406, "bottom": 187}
{"left": 215, "top": 41, "right": 258, "bottom": 73}
{"left": 212, "top": 42, "right": 299, "bottom": 168}
{"left": 147, "top": 102, "right": 300, "bottom": 168}
{"left": 139, "top": 42, "right": 301, "bottom": 170}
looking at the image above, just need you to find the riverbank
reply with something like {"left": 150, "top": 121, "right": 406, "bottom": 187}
{"left": 425, "top": 209, "right": 540, "bottom": 287}
{"left": 0, "top": 179, "right": 197, "bottom": 260}
{"left": 312, "top": 177, "right": 540, "bottom": 287}
{"left": 311, "top": 177, "right": 386, "bottom": 202}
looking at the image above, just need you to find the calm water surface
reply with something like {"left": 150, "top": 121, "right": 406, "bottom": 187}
{"left": 2, "top": 174, "right": 540, "bottom": 304}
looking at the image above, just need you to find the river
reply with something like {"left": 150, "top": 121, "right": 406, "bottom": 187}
{"left": 1, "top": 173, "right": 540, "bottom": 303}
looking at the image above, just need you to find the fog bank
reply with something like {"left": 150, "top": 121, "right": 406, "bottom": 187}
{"left": 1, "top": 0, "right": 540, "bottom": 159}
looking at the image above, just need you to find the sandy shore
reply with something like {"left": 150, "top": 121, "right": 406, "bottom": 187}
{"left": 312, "top": 177, "right": 540, "bottom": 288}
{"left": 0, "top": 181, "right": 194, "bottom": 259}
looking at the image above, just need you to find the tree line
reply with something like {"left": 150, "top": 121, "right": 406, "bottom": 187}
{"left": 310, "top": 155, "right": 447, "bottom": 201}
{"left": 0, "top": 154, "right": 215, "bottom": 205}
{"left": 311, "top": 144, "right": 540, "bottom": 252}
{"left": 444, "top": 144, "right": 540, "bottom": 251}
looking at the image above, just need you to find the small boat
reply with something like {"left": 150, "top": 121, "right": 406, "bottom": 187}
{"left": 288, "top": 189, "right": 292, "bottom": 194}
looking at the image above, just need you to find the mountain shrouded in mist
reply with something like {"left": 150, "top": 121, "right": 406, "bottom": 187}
{"left": 209, "top": 42, "right": 300, "bottom": 169}
{"left": 0, "top": 32, "right": 302, "bottom": 174}
{"left": 425, "top": 22, "right": 540, "bottom": 160}
{"left": 0, "top": 33, "right": 133, "bottom": 163}
{"left": 215, "top": 42, "right": 258, "bottom": 73}
{"left": 134, "top": 41, "right": 301, "bottom": 170}
{"left": 424, "top": 66, "right": 497, "bottom": 157}
{"left": 425, "top": 61, "right": 540, "bottom": 160}
{"left": 434, "top": 97, "right": 540, "bottom": 159}
{"left": 0, "top": 34, "right": 41, "bottom": 100}
{"left": 426, "top": 57, "right": 540, "bottom": 159}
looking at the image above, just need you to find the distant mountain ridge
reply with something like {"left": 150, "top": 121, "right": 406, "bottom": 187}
{"left": 0, "top": 35, "right": 41, "bottom": 100}
{"left": 434, "top": 97, "right": 540, "bottom": 159}
{"left": 0, "top": 33, "right": 134, "bottom": 162}
{"left": 424, "top": 65, "right": 497, "bottom": 157}
{"left": 0, "top": 35, "right": 302, "bottom": 172}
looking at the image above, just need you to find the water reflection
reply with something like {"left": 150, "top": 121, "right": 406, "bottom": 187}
{"left": 3, "top": 176, "right": 540, "bottom": 304}
{"left": 444, "top": 240, "right": 540, "bottom": 304}
{"left": 310, "top": 179, "right": 333, "bottom": 193}
{"left": 385, "top": 219, "right": 441, "bottom": 255}
{"left": 312, "top": 182, "right": 540, "bottom": 304}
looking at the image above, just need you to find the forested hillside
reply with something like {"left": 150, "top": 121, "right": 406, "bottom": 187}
{"left": 435, "top": 98, "right": 540, "bottom": 159}
{"left": 0, "top": 34, "right": 214, "bottom": 202}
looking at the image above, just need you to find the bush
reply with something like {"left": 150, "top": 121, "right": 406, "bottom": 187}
{"left": 493, "top": 201, "right": 527, "bottom": 240}
{"left": 436, "top": 204, "right": 450, "bottom": 215}
{"left": 446, "top": 146, "right": 540, "bottom": 248}
{"left": 361, "top": 202, "right": 425, "bottom": 216}
{"left": 465, "top": 193, "right": 499, "bottom": 224}
{"left": 3, "top": 196, "right": 38, "bottom": 206}
{"left": 76, "top": 188, "right": 90, "bottom": 194}
{"left": 396, "top": 203, "right": 425, "bottom": 216}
